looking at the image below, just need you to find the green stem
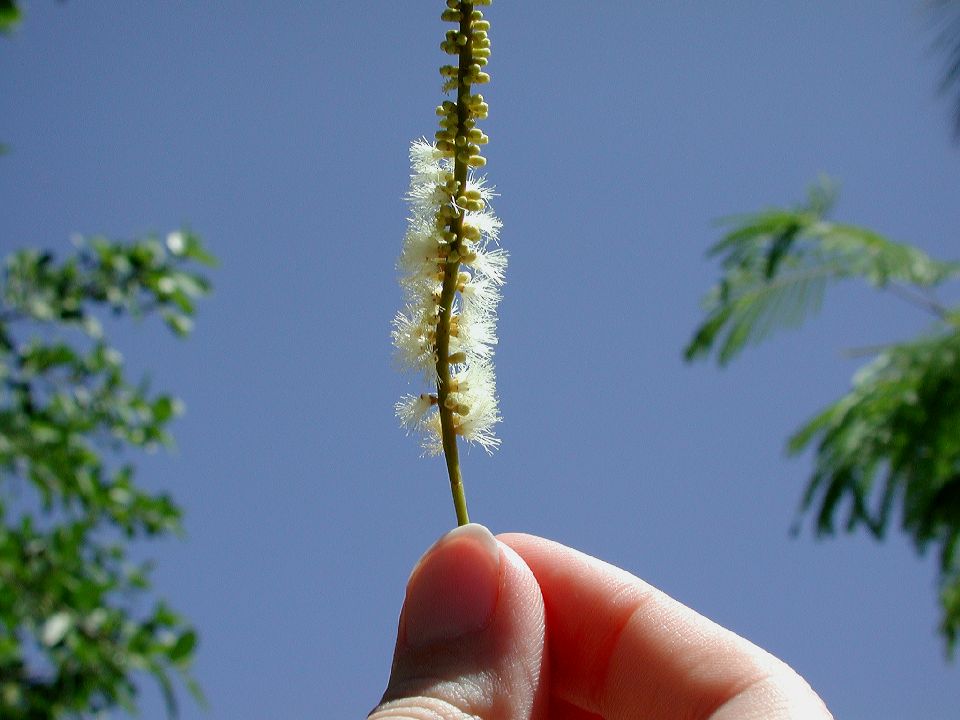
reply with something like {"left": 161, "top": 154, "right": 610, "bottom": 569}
{"left": 435, "top": 2, "right": 476, "bottom": 527}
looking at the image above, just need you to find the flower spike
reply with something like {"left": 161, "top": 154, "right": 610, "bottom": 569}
{"left": 393, "top": 1, "right": 504, "bottom": 525}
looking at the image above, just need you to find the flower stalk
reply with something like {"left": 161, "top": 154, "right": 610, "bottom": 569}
{"left": 394, "top": 0, "right": 502, "bottom": 526}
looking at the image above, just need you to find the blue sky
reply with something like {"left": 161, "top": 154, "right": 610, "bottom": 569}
{"left": 2, "top": 2, "right": 960, "bottom": 718}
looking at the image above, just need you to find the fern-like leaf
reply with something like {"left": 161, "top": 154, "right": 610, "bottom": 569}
{"left": 685, "top": 181, "right": 960, "bottom": 365}
{"left": 789, "top": 328, "right": 960, "bottom": 654}
{"left": 929, "top": 0, "right": 960, "bottom": 138}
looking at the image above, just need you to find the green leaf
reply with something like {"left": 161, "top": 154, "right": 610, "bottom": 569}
{"left": 152, "top": 396, "right": 178, "bottom": 423}
{"left": 184, "top": 236, "right": 217, "bottom": 267}
{"left": 185, "top": 676, "right": 208, "bottom": 709}
{"left": 0, "top": 0, "right": 21, "bottom": 33}
{"left": 163, "top": 312, "right": 194, "bottom": 337}
{"left": 153, "top": 665, "right": 178, "bottom": 719}
{"left": 168, "top": 629, "right": 197, "bottom": 663}
{"left": 685, "top": 180, "right": 960, "bottom": 365}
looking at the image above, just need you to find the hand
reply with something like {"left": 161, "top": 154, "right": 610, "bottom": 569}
{"left": 370, "top": 524, "right": 833, "bottom": 720}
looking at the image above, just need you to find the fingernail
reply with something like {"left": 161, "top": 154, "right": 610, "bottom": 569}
{"left": 403, "top": 523, "right": 501, "bottom": 649}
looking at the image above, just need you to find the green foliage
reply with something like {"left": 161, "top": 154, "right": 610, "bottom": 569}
{"left": 0, "top": 0, "right": 20, "bottom": 34}
{"left": 685, "top": 180, "right": 960, "bottom": 366}
{"left": 0, "top": 0, "right": 19, "bottom": 156}
{"left": 0, "top": 234, "right": 214, "bottom": 717}
{"left": 686, "top": 183, "right": 960, "bottom": 655}
{"left": 787, "top": 328, "right": 960, "bottom": 650}
{"left": 929, "top": 0, "right": 960, "bottom": 137}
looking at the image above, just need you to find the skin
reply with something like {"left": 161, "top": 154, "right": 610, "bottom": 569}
{"left": 370, "top": 525, "right": 833, "bottom": 720}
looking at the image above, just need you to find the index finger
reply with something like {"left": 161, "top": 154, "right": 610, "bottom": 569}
{"left": 498, "top": 533, "right": 831, "bottom": 720}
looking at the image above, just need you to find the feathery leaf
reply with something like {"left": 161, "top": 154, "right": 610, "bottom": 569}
{"left": 685, "top": 181, "right": 960, "bottom": 365}
{"left": 789, "top": 328, "right": 960, "bottom": 653}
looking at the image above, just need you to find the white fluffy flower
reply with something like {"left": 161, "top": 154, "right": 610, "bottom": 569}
{"left": 451, "top": 313, "right": 497, "bottom": 360}
{"left": 460, "top": 274, "right": 500, "bottom": 319}
{"left": 468, "top": 247, "right": 507, "bottom": 286}
{"left": 396, "top": 393, "right": 436, "bottom": 431}
{"left": 464, "top": 210, "right": 501, "bottom": 242}
{"left": 394, "top": 139, "right": 506, "bottom": 453}
{"left": 410, "top": 138, "right": 444, "bottom": 174}
{"left": 391, "top": 308, "right": 436, "bottom": 379}
{"left": 450, "top": 361, "right": 501, "bottom": 453}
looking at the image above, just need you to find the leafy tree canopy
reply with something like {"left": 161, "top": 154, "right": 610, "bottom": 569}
{"left": 686, "top": 181, "right": 960, "bottom": 654}
{"left": 0, "top": 234, "right": 214, "bottom": 718}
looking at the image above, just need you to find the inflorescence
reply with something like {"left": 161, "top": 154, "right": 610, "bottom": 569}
{"left": 394, "top": 0, "right": 504, "bottom": 458}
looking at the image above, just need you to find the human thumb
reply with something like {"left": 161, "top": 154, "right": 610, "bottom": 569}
{"left": 370, "top": 524, "right": 547, "bottom": 720}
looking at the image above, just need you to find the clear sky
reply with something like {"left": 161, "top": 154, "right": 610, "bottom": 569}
{"left": 2, "top": 1, "right": 960, "bottom": 718}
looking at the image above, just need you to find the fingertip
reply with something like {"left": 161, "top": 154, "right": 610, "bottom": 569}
{"left": 402, "top": 523, "right": 501, "bottom": 648}
{"left": 373, "top": 525, "right": 549, "bottom": 720}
